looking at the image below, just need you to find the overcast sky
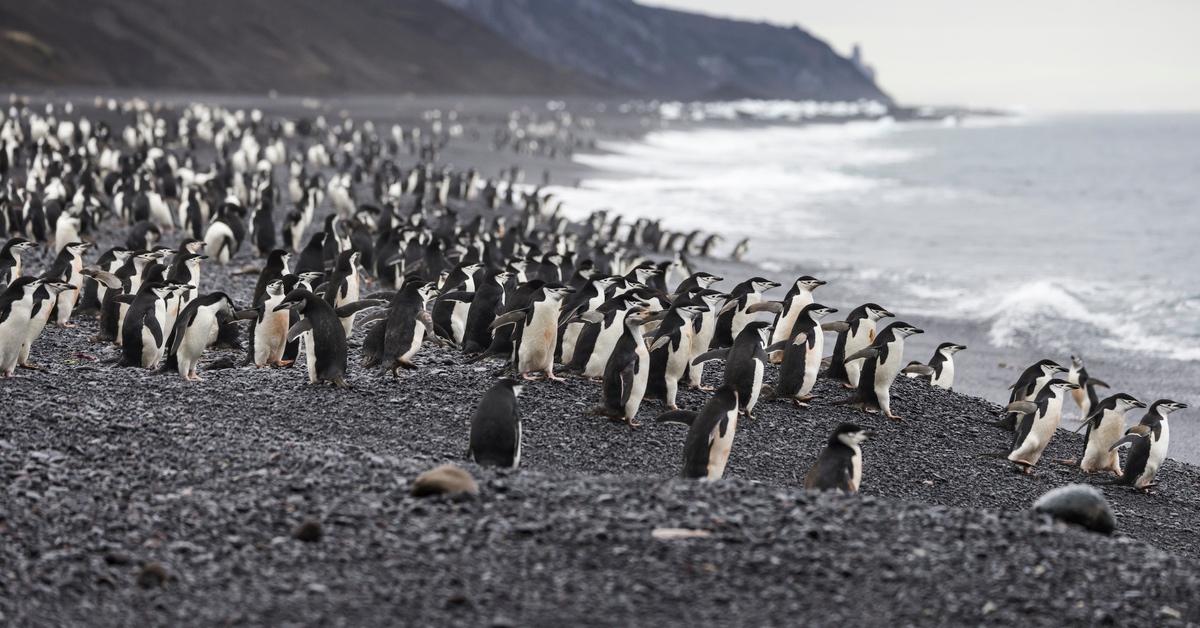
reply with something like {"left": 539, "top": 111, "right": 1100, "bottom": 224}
{"left": 644, "top": 0, "right": 1200, "bottom": 111}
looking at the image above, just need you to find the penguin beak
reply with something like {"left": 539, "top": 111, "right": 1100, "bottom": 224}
{"left": 862, "top": 430, "right": 876, "bottom": 439}
{"left": 273, "top": 301, "right": 300, "bottom": 312}
{"left": 1133, "top": 400, "right": 1148, "bottom": 408}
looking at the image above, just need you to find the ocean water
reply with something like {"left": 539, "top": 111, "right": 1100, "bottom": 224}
{"left": 549, "top": 112, "right": 1200, "bottom": 458}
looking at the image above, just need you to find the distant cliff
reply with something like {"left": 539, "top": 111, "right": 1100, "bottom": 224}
{"left": 441, "top": 0, "right": 890, "bottom": 102}
{"left": 0, "top": 0, "right": 890, "bottom": 102}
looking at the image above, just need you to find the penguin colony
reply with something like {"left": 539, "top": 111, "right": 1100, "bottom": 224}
{"left": 0, "top": 97, "right": 1187, "bottom": 496}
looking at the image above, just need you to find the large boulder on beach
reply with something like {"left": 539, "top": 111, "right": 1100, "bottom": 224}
{"left": 411, "top": 464, "right": 479, "bottom": 498}
{"left": 1032, "top": 484, "right": 1116, "bottom": 534}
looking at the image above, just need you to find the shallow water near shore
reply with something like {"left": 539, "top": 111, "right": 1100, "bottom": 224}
{"left": 550, "top": 112, "right": 1200, "bottom": 461}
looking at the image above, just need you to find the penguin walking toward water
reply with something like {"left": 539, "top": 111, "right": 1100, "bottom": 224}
{"left": 468, "top": 378, "right": 525, "bottom": 468}
{"left": 0, "top": 278, "right": 44, "bottom": 376}
{"left": 594, "top": 309, "right": 654, "bottom": 427}
{"left": 489, "top": 283, "right": 575, "bottom": 380}
{"left": 826, "top": 303, "right": 893, "bottom": 389}
{"left": 361, "top": 281, "right": 439, "bottom": 376}
{"left": 692, "top": 321, "right": 773, "bottom": 419}
{"left": 1109, "top": 400, "right": 1189, "bottom": 491}
{"left": 1066, "top": 355, "right": 1109, "bottom": 422}
{"left": 1063, "top": 393, "right": 1146, "bottom": 475}
{"left": 1005, "top": 380, "right": 1079, "bottom": 473}
{"left": 903, "top": 343, "right": 967, "bottom": 390}
{"left": 767, "top": 303, "right": 840, "bottom": 407}
{"left": 645, "top": 298, "right": 708, "bottom": 410}
{"left": 836, "top": 321, "right": 924, "bottom": 421}
{"left": 167, "top": 292, "right": 236, "bottom": 381}
{"left": 804, "top": 423, "right": 874, "bottom": 493}
{"left": 996, "top": 359, "right": 1069, "bottom": 430}
{"left": 768, "top": 275, "right": 825, "bottom": 356}
{"left": 654, "top": 384, "right": 740, "bottom": 480}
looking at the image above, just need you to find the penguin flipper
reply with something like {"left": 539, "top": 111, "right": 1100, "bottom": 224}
{"left": 648, "top": 335, "right": 672, "bottom": 352}
{"left": 843, "top": 347, "right": 879, "bottom": 365}
{"left": 691, "top": 348, "right": 729, "bottom": 366}
{"left": 1004, "top": 401, "right": 1038, "bottom": 415}
{"left": 363, "top": 291, "right": 397, "bottom": 301}
{"left": 1089, "top": 377, "right": 1111, "bottom": 389}
{"left": 82, "top": 268, "right": 122, "bottom": 289}
{"left": 488, "top": 309, "right": 527, "bottom": 331}
{"left": 1109, "top": 425, "right": 1151, "bottom": 451}
{"left": 902, "top": 363, "right": 935, "bottom": 377}
{"left": 168, "top": 307, "right": 198, "bottom": 357}
{"left": 336, "top": 299, "right": 388, "bottom": 318}
{"left": 654, "top": 410, "right": 699, "bottom": 427}
{"left": 233, "top": 308, "right": 260, "bottom": 321}
{"left": 821, "top": 321, "right": 850, "bottom": 333}
{"left": 146, "top": 315, "right": 163, "bottom": 350}
{"left": 113, "top": 294, "right": 137, "bottom": 304}
{"left": 745, "top": 301, "right": 782, "bottom": 314}
{"left": 287, "top": 319, "right": 314, "bottom": 342}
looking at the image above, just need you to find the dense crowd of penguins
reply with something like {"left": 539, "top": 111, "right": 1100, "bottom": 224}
{"left": 0, "top": 97, "right": 1186, "bottom": 494}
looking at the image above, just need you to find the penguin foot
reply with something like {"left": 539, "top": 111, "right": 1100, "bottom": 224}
{"left": 18, "top": 362, "right": 42, "bottom": 370}
{"left": 841, "top": 383, "right": 855, "bottom": 389}
{"left": 58, "top": 321, "right": 77, "bottom": 328}
{"left": 791, "top": 400, "right": 809, "bottom": 408}
{"left": 885, "top": 413, "right": 903, "bottom": 422}
{"left": 690, "top": 384, "right": 715, "bottom": 392}
{"left": 625, "top": 417, "right": 642, "bottom": 429}
{"left": 545, "top": 372, "right": 566, "bottom": 382}
{"left": 1053, "top": 458, "right": 1079, "bottom": 467}
{"left": 522, "top": 373, "right": 541, "bottom": 381}
{"left": 797, "top": 394, "right": 816, "bottom": 402}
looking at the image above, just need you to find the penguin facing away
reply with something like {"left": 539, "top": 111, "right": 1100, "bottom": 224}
{"left": 692, "top": 320, "right": 773, "bottom": 419}
{"left": 594, "top": 308, "right": 654, "bottom": 427}
{"left": 1109, "top": 399, "right": 1188, "bottom": 491}
{"left": 468, "top": 378, "right": 525, "bottom": 468}
{"left": 654, "top": 384, "right": 740, "bottom": 481}
{"left": 825, "top": 303, "right": 893, "bottom": 389}
{"left": 997, "top": 359, "right": 1068, "bottom": 431}
{"left": 805, "top": 423, "right": 874, "bottom": 493}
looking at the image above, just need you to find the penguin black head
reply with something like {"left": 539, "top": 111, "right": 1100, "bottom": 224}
{"left": 1029, "top": 359, "right": 1065, "bottom": 377}
{"left": 749, "top": 277, "right": 781, "bottom": 292}
{"left": 1106, "top": 393, "right": 1146, "bottom": 412}
{"left": 266, "top": 249, "right": 292, "bottom": 269}
{"left": 1070, "top": 354, "right": 1084, "bottom": 370}
{"left": 1047, "top": 380, "right": 1080, "bottom": 394}
{"left": 743, "top": 320, "right": 772, "bottom": 344}
{"left": 796, "top": 275, "right": 826, "bottom": 291}
{"left": 888, "top": 321, "right": 924, "bottom": 337}
{"left": 830, "top": 423, "right": 874, "bottom": 447}
{"left": 693, "top": 272, "right": 723, "bottom": 288}
{"left": 542, "top": 283, "right": 575, "bottom": 300}
{"left": 672, "top": 299, "right": 708, "bottom": 319}
{"left": 495, "top": 377, "right": 525, "bottom": 398}
{"left": 182, "top": 239, "right": 206, "bottom": 255}
{"left": 1149, "top": 399, "right": 1188, "bottom": 416}
{"left": 862, "top": 303, "right": 893, "bottom": 320}
{"left": 803, "top": 303, "right": 838, "bottom": 320}
{"left": 938, "top": 342, "right": 967, "bottom": 354}
{"left": 64, "top": 241, "right": 93, "bottom": 256}
{"left": 3, "top": 276, "right": 43, "bottom": 296}
{"left": 275, "top": 288, "right": 314, "bottom": 312}
{"left": 4, "top": 237, "right": 36, "bottom": 255}
{"left": 710, "top": 383, "right": 739, "bottom": 410}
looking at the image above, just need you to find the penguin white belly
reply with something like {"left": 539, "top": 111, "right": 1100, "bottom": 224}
{"left": 800, "top": 333, "right": 824, "bottom": 396}
{"left": 256, "top": 308, "right": 289, "bottom": 365}
{"left": 730, "top": 294, "right": 761, "bottom": 341}
{"left": 560, "top": 322, "right": 584, "bottom": 365}
{"left": 204, "top": 222, "right": 235, "bottom": 264}
{"left": 747, "top": 359, "right": 764, "bottom": 414}
{"left": 849, "top": 445, "right": 863, "bottom": 492}
{"left": 932, "top": 361, "right": 955, "bottom": 389}
{"left": 20, "top": 306, "right": 53, "bottom": 363}
{"left": 585, "top": 319, "right": 624, "bottom": 378}
{"left": 302, "top": 331, "right": 318, "bottom": 383}
{"left": 844, "top": 326, "right": 873, "bottom": 387}
{"left": 178, "top": 309, "right": 217, "bottom": 375}
{"left": 55, "top": 282, "right": 81, "bottom": 325}
{"left": 402, "top": 319, "right": 424, "bottom": 361}
{"left": 518, "top": 307, "right": 557, "bottom": 374}
{"left": 338, "top": 276, "right": 361, "bottom": 337}
{"left": 512, "top": 421, "right": 523, "bottom": 469}
{"left": 1141, "top": 424, "right": 1169, "bottom": 487}
{"left": 624, "top": 346, "right": 650, "bottom": 420}
{"left": 450, "top": 301, "right": 470, "bottom": 345}
{"left": 705, "top": 410, "right": 739, "bottom": 481}
{"left": 1082, "top": 414, "right": 1124, "bottom": 473}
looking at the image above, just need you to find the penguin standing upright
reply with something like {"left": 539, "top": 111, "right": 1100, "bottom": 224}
{"left": 19, "top": 281, "right": 74, "bottom": 368}
{"left": 42, "top": 241, "right": 91, "bottom": 327}
{"left": 594, "top": 309, "right": 654, "bottom": 427}
{"left": 361, "top": 281, "right": 438, "bottom": 376}
{"left": 467, "top": 378, "right": 525, "bottom": 468}
{"left": 1071, "top": 393, "right": 1146, "bottom": 475}
{"left": 685, "top": 290, "right": 728, "bottom": 391}
{"left": 768, "top": 275, "right": 825, "bottom": 353}
{"left": 0, "top": 278, "right": 43, "bottom": 376}
{"left": 118, "top": 282, "right": 175, "bottom": 368}
{"left": 274, "top": 288, "right": 366, "bottom": 387}
{"left": 712, "top": 277, "right": 779, "bottom": 348}
{"left": 1109, "top": 399, "right": 1189, "bottom": 491}
{"left": 1005, "top": 380, "right": 1079, "bottom": 473}
{"left": 804, "top": 423, "right": 874, "bottom": 493}
{"left": 324, "top": 250, "right": 362, "bottom": 337}
{"left": 767, "top": 303, "right": 839, "bottom": 407}
{"left": 490, "top": 283, "right": 575, "bottom": 380}
{"left": 645, "top": 298, "right": 707, "bottom": 410}
{"left": 654, "top": 384, "right": 740, "bottom": 480}
{"left": 837, "top": 321, "right": 924, "bottom": 421}
{"left": 826, "top": 303, "right": 892, "bottom": 388}
{"left": 461, "top": 270, "right": 513, "bottom": 354}
{"left": 168, "top": 292, "right": 236, "bottom": 381}
{"left": 1067, "top": 355, "right": 1109, "bottom": 421}
{"left": 0, "top": 237, "right": 36, "bottom": 286}
{"left": 908, "top": 342, "right": 967, "bottom": 390}
{"left": 693, "top": 321, "right": 773, "bottom": 419}
{"left": 997, "top": 359, "right": 1068, "bottom": 430}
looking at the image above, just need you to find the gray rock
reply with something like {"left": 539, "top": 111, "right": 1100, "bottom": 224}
{"left": 1033, "top": 484, "right": 1116, "bottom": 534}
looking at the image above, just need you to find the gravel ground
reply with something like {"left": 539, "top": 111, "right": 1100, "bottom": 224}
{"left": 3, "top": 97, "right": 1199, "bottom": 626}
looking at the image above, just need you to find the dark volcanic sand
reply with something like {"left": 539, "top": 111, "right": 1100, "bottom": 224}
{"left": 2, "top": 96, "right": 1199, "bottom": 626}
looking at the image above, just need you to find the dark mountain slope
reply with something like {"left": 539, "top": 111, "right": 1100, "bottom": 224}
{"left": 0, "top": 0, "right": 601, "bottom": 95}
{"left": 442, "top": 0, "right": 891, "bottom": 102}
